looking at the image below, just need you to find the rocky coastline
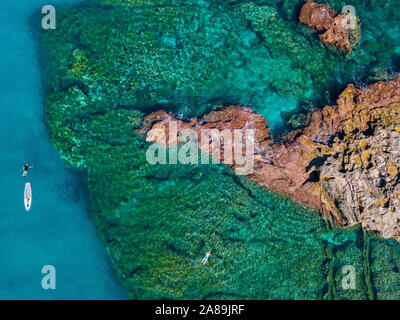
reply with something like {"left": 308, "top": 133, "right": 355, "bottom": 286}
{"left": 140, "top": 79, "right": 400, "bottom": 240}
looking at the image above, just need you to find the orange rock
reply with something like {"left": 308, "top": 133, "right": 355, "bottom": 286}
{"left": 361, "top": 151, "right": 371, "bottom": 162}
{"left": 319, "top": 14, "right": 352, "bottom": 52}
{"left": 388, "top": 165, "right": 399, "bottom": 178}
{"left": 360, "top": 140, "right": 368, "bottom": 149}
{"left": 138, "top": 79, "right": 400, "bottom": 227}
{"left": 299, "top": 0, "right": 336, "bottom": 31}
{"left": 299, "top": 0, "right": 360, "bottom": 53}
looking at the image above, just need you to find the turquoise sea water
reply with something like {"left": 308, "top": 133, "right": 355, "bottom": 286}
{"left": 0, "top": 0, "right": 127, "bottom": 299}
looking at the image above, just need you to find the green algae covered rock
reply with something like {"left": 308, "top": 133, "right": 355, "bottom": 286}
{"left": 41, "top": 0, "right": 400, "bottom": 299}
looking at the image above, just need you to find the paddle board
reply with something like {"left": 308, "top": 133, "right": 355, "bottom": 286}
{"left": 24, "top": 182, "right": 32, "bottom": 212}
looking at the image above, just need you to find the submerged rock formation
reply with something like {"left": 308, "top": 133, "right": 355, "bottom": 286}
{"left": 299, "top": 0, "right": 361, "bottom": 53}
{"left": 140, "top": 79, "right": 400, "bottom": 240}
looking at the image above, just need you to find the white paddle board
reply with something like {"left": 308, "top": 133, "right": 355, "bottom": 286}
{"left": 24, "top": 182, "right": 32, "bottom": 212}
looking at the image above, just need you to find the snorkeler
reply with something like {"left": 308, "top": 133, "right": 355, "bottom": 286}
{"left": 201, "top": 251, "right": 211, "bottom": 265}
{"left": 22, "top": 163, "right": 33, "bottom": 177}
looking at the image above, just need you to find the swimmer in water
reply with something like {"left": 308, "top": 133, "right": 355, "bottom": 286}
{"left": 22, "top": 163, "right": 33, "bottom": 177}
{"left": 201, "top": 251, "right": 211, "bottom": 265}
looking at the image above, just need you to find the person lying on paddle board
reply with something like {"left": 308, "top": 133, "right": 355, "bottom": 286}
{"left": 22, "top": 163, "right": 33, "bottom": 177}
{"left": 201, "top": 251, "right": 211, "bottom": 265}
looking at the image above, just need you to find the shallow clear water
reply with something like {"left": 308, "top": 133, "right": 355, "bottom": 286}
{"left": 0, "top": 0, "right": 127, "bottom": 299}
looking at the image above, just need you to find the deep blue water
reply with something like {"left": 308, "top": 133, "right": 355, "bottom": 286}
{"left": 0, "top": 0, "right": 127, "bottom": 299}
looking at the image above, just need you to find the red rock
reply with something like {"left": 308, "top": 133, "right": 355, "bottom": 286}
{"left": 299, "top": 0, "right": 360, "bottom": 53}
{"left": 138, "top": 79, "right": 400, "bottom": 235}
{"left": 299, "top": 0, "right": 336, "bottom": 31}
